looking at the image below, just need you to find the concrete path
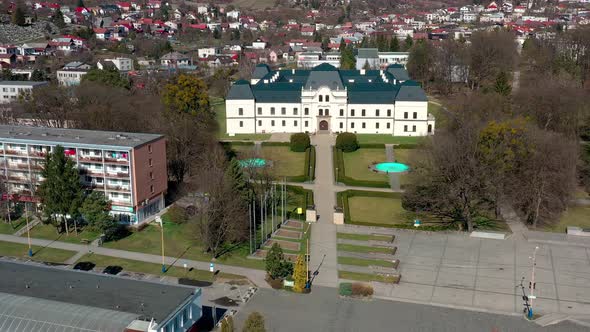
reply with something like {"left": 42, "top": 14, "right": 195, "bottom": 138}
{"left": 283, "top": 181, "right": 396, "bottom": 193}
{"left": 308, "top": 134, "right": 339, "bottom": 287}
{"left": 0, "top": 233, "right": 269, "bottom": 288}
{"left": 13, "top": 217, "right": 40, "bottom": 236}
{"left": 385, "top": 144, "right": 401, "bottom": 190}
{"left": 254, "top": 141, "right": 262, "bottom": 154}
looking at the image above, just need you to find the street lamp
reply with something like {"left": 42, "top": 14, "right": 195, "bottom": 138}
{"left": 528, "top": 246, "right": 540, "bottom": 319}
{"left": 155, "top": 216, "right": 166, "bottom": 273}
{"left": 25, "top": 202, "right": 32, "bottom": 257}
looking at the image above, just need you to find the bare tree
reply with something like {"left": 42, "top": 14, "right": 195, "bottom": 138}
{"left": 468, "top": 30, "right": 517, "bottom": 90}
{"left": 189, "top": 145, "right": 248, "bottom": 256}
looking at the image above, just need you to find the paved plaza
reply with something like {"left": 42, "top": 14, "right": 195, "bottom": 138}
{"left": 233, "top": 286, "right": 588, "bottom": 332}
{"left": 339, "top": 225, "right": 590, "bottom": 317}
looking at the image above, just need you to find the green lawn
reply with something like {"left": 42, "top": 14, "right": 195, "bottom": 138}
{"left": 25, "top": 223, "right": 101, "bottom": 245}
{"left": 261, "top": 146, "right": 306, "bottom": 178}
{"left": 214, "top": 102, "right": 271, "bottom": 141}
{"left": 342, "top": 191, "right": 446, "bottom": 229}
{"left": 104, "top": 221, "right": 265, "bottom": 270}
{"left": 338, "top": 270, "right": 400, "bottom": 283}
{"left": 338, "top": 256, "right": 395, "bottom": 268}
{"left": 0, "top": 240, "right": 76, "bottom": 263}
{"left": 337, "top": 243, "right": 392, "bottom": 254}
{"left": 543, "top": 205, "right": 590, "bottom": 233}
{"left": 76, "top": 254, "right": 245, "bottom": 282}
{"left": 0, "top": 218, "right": 26, "bottom": 234}
{"left": 337, "top": 233, "right": 393, "bottom": 242}
{"left": 342, "top": 148, "right": 388, "bottom": 182}
{"left": 356, "top": 135, "right": 421, "bottom": 145}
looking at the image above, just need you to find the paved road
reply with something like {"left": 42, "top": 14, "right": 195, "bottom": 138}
{"left": 233, "top": 286, "right": 588, "bottom": 332}
{"left": 0, "top": 233, "right": 269, "bottom": 288}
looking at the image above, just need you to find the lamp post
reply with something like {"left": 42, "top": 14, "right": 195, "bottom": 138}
{"left": 155, "top": 216, "right": 166, "bottom": 273}
{"left": 25, "top": 202, "right": 32, "bottom": 257}
{"left": 528, "top": 246, "right": 539, "bottom": 319}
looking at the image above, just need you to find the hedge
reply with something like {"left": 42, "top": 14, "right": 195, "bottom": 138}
{"left": 290, "top": 133, "right": 311, "bottom": 152}
{"left": 221, "top": 141, "right": 256, "bottom": 147}
{"left": 339, "top": 282, "right": 353, "bottom": 296}
{"left": 335, "top": 133, "right": 359, "bottom": 152}
{"left": 394, "top": 143, "right": 419, "bottom": 149}
{"left": 334, "top": 148, "right": 390, "bottom": 188}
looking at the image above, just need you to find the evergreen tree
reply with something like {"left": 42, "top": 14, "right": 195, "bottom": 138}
{"left": 404, "top": 35, "right": 413, "bottom": 51}
{"left": 340, "top": 44, "right": 356, "bottom": 70}
{"left": 389, "top": 36, "right": 400, "bottom": 52}
{"left": 360, "top": 36, "right": 368, "bottom": 48}
{"left": 242, "top": 312, "right": 265, "bottom": 332}
{"left": 493, "top": 71, "right": 512, "bottom": 96}
{"left": 293, "top": 254, "right": 307, "bottom": 293}
{"left": 77, "top": 0, "right": 85, "bottom": 7}
{"left": 30, "top": 69, "right": 46, "bottom": 81}
{"left": 338, "top": 38, "right": 346, "bottom": 52}
{"left": 363, "top": 59, "right": 371, "bottom": 70}
{"left": 52, "top": 9, "right": 66, "bottom": 29}
{"left": 265, "top": 243, "right": 292, "bottom": 279}
{"left": 213, "top": 27, "right": 221, "bottom": 39}
{"left": 79, "top": 192, "right": 114, "bottom": 233}
{"left": 12, "top": 6, "right": 26, "bottom": 26}
{"left": 226, "top": 158, "right": 248, "bottom": 200}
{"left": 38, "top": 145, "right": 84, "bottom": 234}
{"left": 321, "top": 36, "right": 330, "bottom": 52}
{"left": 82, "top": 67, "right": 130, "bottom": 89}
{"left": 376, "top": 34, "right": 387, "bottom": 51}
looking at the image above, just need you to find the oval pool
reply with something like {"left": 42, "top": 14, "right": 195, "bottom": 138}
{"left": 239, "top": 158, "right": 267, "bottom": 168}
{"left": 374, "top": 162, "right": 409, "bottom": 173}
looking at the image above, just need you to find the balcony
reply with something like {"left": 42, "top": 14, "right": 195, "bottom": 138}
{"left": 6, "top": 163, "right": 29, "bottom": 170}
{"left": 30, "top": 164, "right": 43, "bottom": 170}
{"left": 106, "top": 185, "right": 131, "bottom": 192}
{"left": 6, "top": 176, "right": 29, "bottom": 184}
{"left": 105, "top": 172, "right": 130, "bottom": 179}
{"left": 4, "top": 150, "right": 27, "bottom": 156}
{"left": 79, "top": 155, "right": 103, "bottom": 162}
{"left": 104, "top": 158, "right": 129, "bottom": 165}
{"left": 29, "top": 151, "right": 48, "bottom": 159}
{"left": 110, "top": 198, "right": 132, "bottom": 206}
{"left": 79, "top": 168, "right": 105, "bottom": 176}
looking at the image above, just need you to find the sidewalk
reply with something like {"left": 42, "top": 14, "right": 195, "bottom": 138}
{"left": 0, "top": 233, "right": 269, "bottom": 288}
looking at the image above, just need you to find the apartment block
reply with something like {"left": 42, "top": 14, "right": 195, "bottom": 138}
{"left": 0, "top": 126, "right": 167, "bottom": 224}
{"left": 0, "top": 81, "right": 48, "bottom": 103}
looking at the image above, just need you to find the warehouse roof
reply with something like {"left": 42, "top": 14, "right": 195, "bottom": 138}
{"left": 0, "top": 125, "right": 164, "bottom": 148}
{"left": 0, "top": 261, "right": 198, "bottom": 324}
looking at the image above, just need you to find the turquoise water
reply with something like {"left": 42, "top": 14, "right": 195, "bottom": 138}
{"left": 375, "top": 162, "right": 409, "bottom": 173}
{"left": 239, "top": 158, "right": 267, "bottom": 168}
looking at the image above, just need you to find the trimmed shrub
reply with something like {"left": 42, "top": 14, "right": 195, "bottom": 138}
{"left": 290, "top": 133, "right": 311, "bottom": 152}
{"left": 242, "top": 312, "right": 265, "bottom": 332}
{"left": 351, "top": 283, "right": 374, "bottom": 297}
{"left": 339, "top": 282, "right": 353, "bottom": 296}
{"left": 336, "top": 133, "right": 359, "bottom": 152}
{"left": 166, "top": 206, "right": 187, "bottom": 224}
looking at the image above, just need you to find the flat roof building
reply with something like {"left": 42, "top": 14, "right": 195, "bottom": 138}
{"left": 0, "top": 260, "right": 202, "bottom": 332}
{"left": 0, "top": 125, "right": 167, "bottom": 224}
{"left": 0, "top": 81, "right": 48, "bottom": 103}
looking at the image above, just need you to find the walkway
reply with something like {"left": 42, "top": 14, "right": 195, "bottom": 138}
{"left": 385, "top": 144, "right": 401, "bottom": 190}
{"left": 307, "top": 134, "right": 339, "bottom": 287}
{"left": 0, "top": 233, "right": 269, "bottom": 288}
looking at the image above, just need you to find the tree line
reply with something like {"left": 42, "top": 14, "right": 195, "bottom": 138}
{"left": 402, "top": 27, "right": 590, "bottom": 231}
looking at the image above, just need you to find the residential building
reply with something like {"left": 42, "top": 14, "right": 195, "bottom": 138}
{"left": 297, "top": 52, "right": 341, "bottom": 68}
{"left": 0, "top": 125, "right": 167, "bottom": 224}
{"left": 355, "top": 48, "right": 410, "bottom": 70}
{"left": 225, "top": 63, "right": 435, "bottom": 136}
{"left": 0, "top": 81, "right": 47, "bottom": 103}
{"left": 57, "top": 61, "right": 92, "bottom": 86}
{"left": 97, "top": 57, "right": 134, "bottom": 72}
{"left": 0, "top": 260, "right": 202, "bottom": 332}
{"left": 160, "top": 52, "right": 191, "bottom": 68}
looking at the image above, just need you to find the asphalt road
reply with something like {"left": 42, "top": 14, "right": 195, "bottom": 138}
{"left": 233, "top": 286, "right": 587, "bottom": 332}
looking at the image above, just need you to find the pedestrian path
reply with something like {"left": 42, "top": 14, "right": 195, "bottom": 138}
{"left": 385, "top": 144, "right": 400, "bottom": 190}
{"left": 0, "top": 233, "right": 269, "bottom": 288}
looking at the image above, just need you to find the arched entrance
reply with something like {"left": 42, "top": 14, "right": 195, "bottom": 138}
{"left": 319, "top": 120, "right": 329, "bottom": 131}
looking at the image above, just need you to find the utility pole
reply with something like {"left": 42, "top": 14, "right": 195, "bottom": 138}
{"left": 260, "top": 194, "right": 263, "bottom": 244}
{"left": 271, "top": 183, "right": 275, "bottom": 232}
{"left": 528, "top": 246, "right": 539, "bottom": 319}
{"left": 25, "top": 202, "right": 32, "bottom": 257}
{"left": 248, "top": 203, "right": 252, "bottom": 254}
{"left": 253, "top": 196, "right": 256, "bottom": 250}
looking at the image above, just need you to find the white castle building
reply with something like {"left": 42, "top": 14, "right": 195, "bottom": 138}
{"left": 225, "top": 63, "right": 435, "bottom": 136}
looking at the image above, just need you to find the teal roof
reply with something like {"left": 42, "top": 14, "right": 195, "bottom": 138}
{"left": 228, "top": 64, "right": 427, "bottom": 104}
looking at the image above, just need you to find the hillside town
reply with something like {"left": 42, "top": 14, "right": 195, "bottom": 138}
{"left": 0, "top": 0, "right": 588, "bottom": 331}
